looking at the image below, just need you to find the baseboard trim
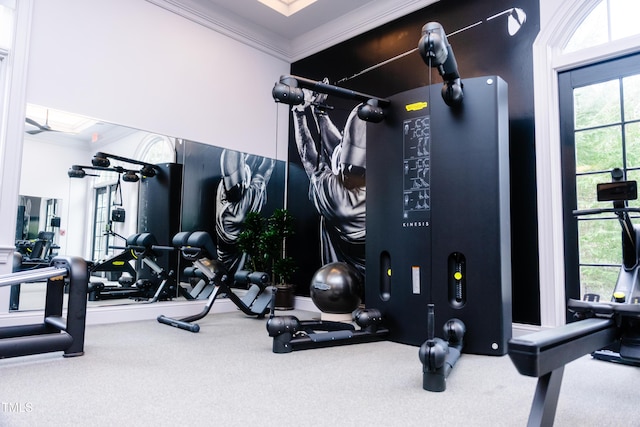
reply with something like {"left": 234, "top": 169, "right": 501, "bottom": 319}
{"left": 0, "top": 296, "right": 320, "bottom": 327}
{"left": 512, "top": 322, "right": 546, "bottom": 337}
{"left": 0, "top": 296, "right": 543, "bottom": 340}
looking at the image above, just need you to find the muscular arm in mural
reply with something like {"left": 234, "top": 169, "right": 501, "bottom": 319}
{"left": 245, "top": 154, "right": 275, "bottom": 188}
{"left": 253, "top": 155, "right": 276, "bottom": 184}
{"left": 291, "top": 90, "right": 320, "bottom": 178}
{"left": 311, "top": 80, "right": 342, "bottom": 167}
{"left": 291, "top": 79, "right": 345, "bottom": 177}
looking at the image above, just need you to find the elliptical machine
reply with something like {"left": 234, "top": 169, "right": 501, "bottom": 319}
{"left": 570, "top": 167, "right": 640, "bottom": 365}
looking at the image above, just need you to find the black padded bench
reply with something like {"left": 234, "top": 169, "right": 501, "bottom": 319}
{"left": 508, "top": 317, "right": 619, "bottom": 426}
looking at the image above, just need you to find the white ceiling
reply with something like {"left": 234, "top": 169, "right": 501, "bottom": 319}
{"left": 197, "top": 0, "right": 379, "bottom": 40}
{"left": 146, "top": 0, "right": 437, "bottom": 61}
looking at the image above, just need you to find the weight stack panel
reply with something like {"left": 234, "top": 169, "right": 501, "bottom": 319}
{"left": 365, "top": 76, "right": 511, "bottom": 355}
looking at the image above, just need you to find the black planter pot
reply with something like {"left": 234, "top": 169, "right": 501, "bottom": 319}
{"left": 274, "top": 284, "right": 295, "bottom": 310}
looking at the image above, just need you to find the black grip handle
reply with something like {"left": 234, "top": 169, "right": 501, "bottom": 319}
{"left": 157, "top": 315, "right": 200, "bottom": 333}
{"left": 151, "top": 245, "right": 175, "bottom": 252}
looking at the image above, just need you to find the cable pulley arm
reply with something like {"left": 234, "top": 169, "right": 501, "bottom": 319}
{"left": 418, "top": 22, "right": 463, "bottom": 108}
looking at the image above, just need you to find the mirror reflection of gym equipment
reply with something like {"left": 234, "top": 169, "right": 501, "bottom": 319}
{"left": 13, "top": 104, "right": 287, "bottom": 327}
{"left": 157, "top": 231, "right": 275, "bottom": 332}
{"left": 12, "top": 104, "right": 196, "bottom": 313}
{"left": 11, "top": 128, "right": 283, "bottom": 335}
{"left": 65, "top": 152, "right": 182, "bottom": 304}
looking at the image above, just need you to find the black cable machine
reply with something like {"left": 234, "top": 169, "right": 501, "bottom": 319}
{"left": 157, "top": 231, "right": 274, "bottom": 332}
{"left": 266, "top": 24, "right": 508, "bottom": 372}
{"left": 69, "top": 154, "right": 182, "bottom": 286}
{"left": 365, "top": 22, "right": 511, "bottom": 356}
{"left": 0, "top": 256, "right": 89, "bottom": 359}
{"left": 88, "top": 232, "right": 177, "bottom": 302}
{"left": 508, "top": 170, "right": 640, "bottom": 426}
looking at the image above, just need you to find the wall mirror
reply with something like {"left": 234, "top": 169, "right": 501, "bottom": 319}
{"left": 11, "top": 104, "right": 286, "bottom": 314}
{"left": 12, "top": 104, "right": 178, "bottom": 311}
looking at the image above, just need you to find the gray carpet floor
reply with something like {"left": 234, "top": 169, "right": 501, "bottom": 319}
{"left": 0, "top": 310, "right": 638, "bottom": 427}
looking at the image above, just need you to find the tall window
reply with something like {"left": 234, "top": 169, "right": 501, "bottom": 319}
{"left": 561, "top": 60, "right": 640, "bottom": 301}
{"left": 92, "top": 184, "right": 119, "bottom": 262}
{"left": 44, "top": 198, "right": 58, "bottom": 233}
{"left": 559, "top": 0, "right": 640, "bottom": 303}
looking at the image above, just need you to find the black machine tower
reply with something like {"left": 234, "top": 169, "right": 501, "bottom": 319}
{"left": 365, "top": 76, "right": 512, "bottom": 355}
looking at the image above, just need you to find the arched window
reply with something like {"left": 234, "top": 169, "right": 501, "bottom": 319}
{"left": 564, "top": 0, "right": 640, "bottom": 53}
{"left": 137, "top": 134, "right": 176, "bottom": 164}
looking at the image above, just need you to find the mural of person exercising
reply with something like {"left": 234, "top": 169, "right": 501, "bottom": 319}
{"left": 215, "top": 149, "right": 275, "bottom": 274}
{"left": 291, "top": 83, "right": 367, "bottom": 278}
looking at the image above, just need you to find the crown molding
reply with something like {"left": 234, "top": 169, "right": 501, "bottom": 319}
{"left": 145, "top": 0, "right": 292, "bottom": 60}
{"left": 145, "top": 0, "right": 437, "bottom": 63}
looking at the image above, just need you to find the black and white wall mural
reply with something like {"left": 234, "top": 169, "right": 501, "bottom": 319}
{"left": 285, "top": 0, "right": 541, "bottom": 324}
{"left": 178, "top": 141, "right": 286, "bottom": 275}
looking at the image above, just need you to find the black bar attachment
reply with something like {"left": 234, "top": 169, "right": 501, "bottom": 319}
{"left": 0, "top": 256, "right": 89, "bottom": 359}
{"left": 272, "top": 75, "right": 390, "bottom": 123}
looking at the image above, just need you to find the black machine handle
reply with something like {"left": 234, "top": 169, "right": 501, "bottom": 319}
{"left": 179, "top": 246, "right": 203, "bottom": 260}
{"left": 573, "top": 207, "right": 640, "bottom": 216}
{"left": 427, "top": 304, "right": 435, "bottom": 341}
{"left": 268, "top": 286, "right": 278, "bottom": 320}
{"left": 157, "top": 315, "right": 200, "bottom": 333}
{"left": 272, "top": 75, "right": 390, "bottom": 123}
{"left": 151, "top": 245, "right": 175, "bottom": 252}
{"left": 126, "top": 244, "right": 175, "bottom": 252}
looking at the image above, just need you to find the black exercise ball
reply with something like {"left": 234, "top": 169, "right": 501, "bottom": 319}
{"left": 310, "top": 262, "right": 362, "bottom": 314}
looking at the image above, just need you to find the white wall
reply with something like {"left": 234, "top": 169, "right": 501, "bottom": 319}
{"left": 20, "top": 137, "right": 89, "bottom": 199}
{"left": 25, "top": 0, "right": 290, "bottom": 160}
{"left": 20, "top": 136, "right": 88, "bottom": 255}
{"left": 539, "top": 0, "right": 560, "bottom": 28}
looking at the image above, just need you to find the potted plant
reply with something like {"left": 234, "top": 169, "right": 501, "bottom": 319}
{"left": 237, "top": 208, "right": 297, "bottom": 309}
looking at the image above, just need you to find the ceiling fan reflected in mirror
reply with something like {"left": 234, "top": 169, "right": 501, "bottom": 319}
{"left": 24, "top": 104, "right": 99, "bottom": 136}
{"left": 25, "top": 109, "right": 59, "bottom": 135}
